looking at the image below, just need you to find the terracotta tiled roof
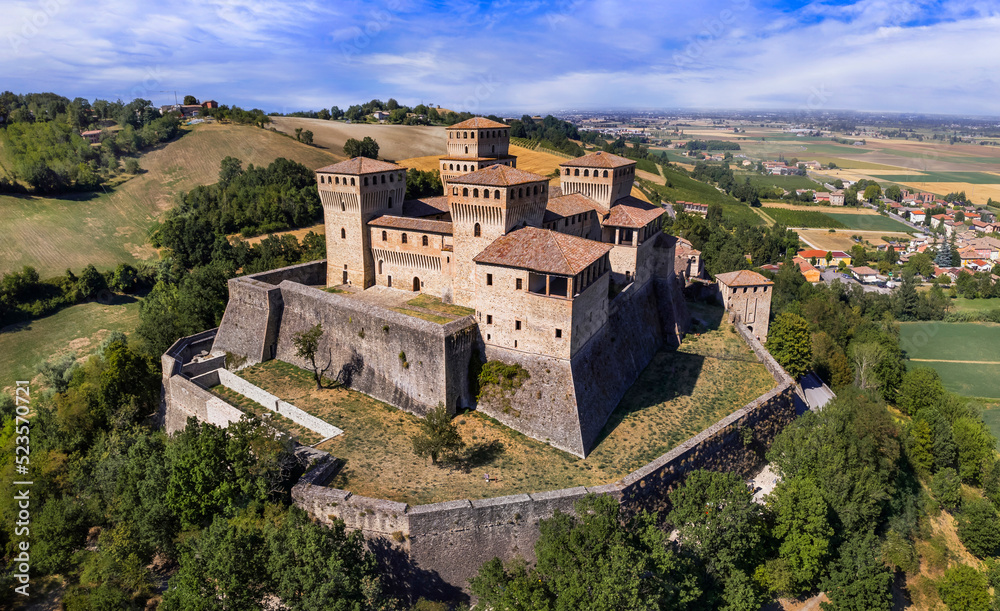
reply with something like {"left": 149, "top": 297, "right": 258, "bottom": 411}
{"left": 369, "top": 215, "right": 453, "bottom": 234}
{"left": 559, "top": 151, "right": 635, "bottom": 169}
{"left": 715, "top": 270, "right": 773, "bottom": 286}
{"left": 316, "top": 157, "right": 404, "bottom": 174}
{"left": 676, "top": 237, "right": 700, "bottom": 255}
{"left": 545, "top": 193, "right": 605, "bottom": 219}
{"left": 447, "top": 117, "right": 509, "bottom": 130}
{"left": 851, "top": 266, "right": 878, "bottom": 276}
{"left": 402, "top": 196, "right": 450, "bottom": 218}
{"left": 473, "top": 227, "right": 612, "bottom": 275}
{"left": 450, "top": 164, "right": 548, "bottom": 187}
{"left": 604, "top": 196, "right": 665, "bottom": 228}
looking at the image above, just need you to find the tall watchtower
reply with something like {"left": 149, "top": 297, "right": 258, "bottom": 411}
{"left": 715, "top": 270, "right": 774, "bottom": 343}
{"left": 439, "top": 117, "right": 516, "bottom": 192}
{"left": 559, "top": 151, "right": 637, "bottom": 210}
{"left": 316, "top": 157, "right": 407, "bottom": 288}
{"left": 446, "top": 165, "right": 550, "bottom": 306}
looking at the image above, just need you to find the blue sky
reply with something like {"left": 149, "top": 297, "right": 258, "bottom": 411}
{"left": 3, "top": 0, "right": 999, "bottom": 116}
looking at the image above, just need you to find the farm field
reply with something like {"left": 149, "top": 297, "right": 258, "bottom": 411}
{"left": 741, "top": 173, "right": 829, "bottom": 192}
{"left": 760, "top": 207, "right": 846, "bottom": 229}
{"left": 235, "top": 307, "right": 774, "bottom": 505}
{"left": 0, "top": 123, "right": 340, "bottom": 277}
{"left": 761, "top": 202, "right": 874, "bottom": 214}
{"left": 900, "top": 322, "right": 1000, "bottom": 398}
{"left": 268, "top": 117, "right": 445, "bottom": 161}
{"left": 948, "top": 297, "right": 1000, "bottom": 312}
{"left": 796, "top": 229, "right": 910, "bottom": 251}
{"left": 0, "top": 296, "right": 142, "bottom": 393}
{"left": 824, "top": 213, "right": 913, "bottom": 232}
{"left": 982, "top": 405, "right": 1000, "bottom": 450}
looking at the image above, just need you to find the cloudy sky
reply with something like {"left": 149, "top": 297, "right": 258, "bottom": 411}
{"left": 3, "top": 0, "right": 998, "bottom": 115}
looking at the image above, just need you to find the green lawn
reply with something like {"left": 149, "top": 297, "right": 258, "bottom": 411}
{"left": 0, "top": 296, "right": 142, "bottom": 390}
{"left": 760, "top": 207, "right": 847, "bottom": 229}
{"left": 949, "top": 298, "right": 1000, "bottom": 313}
{"left": 981, "top": 406, "right": 1000, "bottom": 450}
{"left": 742, "top": 174, "right": 829, "bottom": 192}
{"left": 900, "top": 322, "right": 1000, "bottom": 399}
{"left": 643, "top": 165, "right": 763, "bottom": 227}
{"left": 824, "top": 213, "right": 913, "bottom": 232}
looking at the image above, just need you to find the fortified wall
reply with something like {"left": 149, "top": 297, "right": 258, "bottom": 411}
{"left": 286, "top": 320, "right": 802, "bottom": 597}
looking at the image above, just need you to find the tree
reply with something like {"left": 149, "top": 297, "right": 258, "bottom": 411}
{"left": 766, "top": 312, "right": 812, "bottom": 379}
{"left": 821, "top": 530, "right": 893, "bottom": 611}
{"left": 330, "top": 105, "right": 343, "bottom": 120}
{"left": 316, "top": 108, "right": 330, "bottom": 120}
{"left": 300, "top": 129, "right": 313, "bottom": 145}
{"left": 292, "top": 324, "right": 330, "bottom": 390}
{"left": 885, "top": 185, "right": 902, "bottom": 202}
{"left": 110, "top": 263, "right": 138, "bottom": 293}
{"left": 343, "top": 136, "right": 379, "bottom": 159}
{"left": 849, "top": 341, "right": 887, "bottom": 391}
{"left": 767, "top": 477, "right": 833, "bottom": 595}
{"left": 218, "top": 155, "right": 243, "bottom": 186}
{"left": 897, "top": 367, "right": 946, "bottom": 416}
{"left": 958, "top": 497, "right": 1000, "bottom": 558}
{"left": 932, "top": 467, "right": 962, "bottom": 511}
{"left": 123, "top": 158, "right": 141, "bottom": 174}
{"left": 411, "top": 404, "right": 464, "bottom": 465}
{"left": 470, "top": 494, "right": 702, "bottom": 611}
{"left": 294, "top": 127, "right": 303, "bottom": 141}
{"left": 952, "top": 417, "right": 996, "bottom": 484}
{"left": 183, "top": 95, "right": 199, "bottom": 105}
{"left": 863, "top": 184, "right": 882, "bottom": 203}
{"left": 77, "top": 263, "right": 106, "bottom": 299}
{"left": 811, "top": 332, "right": 853, "bottom": 389}
{"left": 937, "top": 564, "right": 992, "bottom": 611}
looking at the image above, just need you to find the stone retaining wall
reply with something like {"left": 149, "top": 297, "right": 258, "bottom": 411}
{"left": 216, "top": 369, "right": 343, "bottom": 439}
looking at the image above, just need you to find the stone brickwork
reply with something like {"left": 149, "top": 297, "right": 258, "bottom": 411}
{"left": 215, "top": 369, "right": 343, "bottom": 439}
{"left": 160, "top": 330, "right": 247, "bottom": 433}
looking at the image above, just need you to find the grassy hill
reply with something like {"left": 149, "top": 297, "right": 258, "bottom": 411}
{"left": 268, "top": 117, "right": 446, "bottom": 160}
{"left": 0, "top": 122, "right": 341, "bottom": 277}
{"left": 640, "top": 164, "right": 763, "bottom": 226}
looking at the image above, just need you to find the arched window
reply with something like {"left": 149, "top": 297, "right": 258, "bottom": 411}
{"left": 449, "top": 163, "right": 454, "bottom": 170}
{"left": 463, "top": 164, "right": 468, "bottom": 171}
{"left": 474, "top": 223, "right": 481, "bottom": 237}
{"left": 533, "top": 185, "right": 538, "bottom": 194}
{"left": 494, "top": 190, "right": 500, "bottom": 199}
{"left": 603, "top": 170, "right": 609, "bottom": 177}
{"left": 378, "top": 260, "right": 383, "bottom": 274}
{"left": 473, "top": 188, "right": 479, "bottom": 198}
{"left": 341, "top": 202, "right": 345, "bottom": 211}
{"left": 574, "top": 169, "right": 580, "bottom": 176}
{"left": 452, "top": 187, "right": 458, "bottom": 195}
{"left": 518, "top": 187, "right": 523, "bottom": 197}
{"left": 564, "top": 168, "right": 570, "bottom": 175}
{"left": 465, "top": 146, "right": 468, "bottom": 154}
{"left": 319, "top": 175, "right": 324, "bottom": 184}
{"left": 401, "top": 233, "right": 407, "bottom": 244}
{"left": 382, "top": 230, "right": 387, "bottom": 241}
{"left": 422, "top": 235, "right": 428, "bottom": 246}
{"left": 364, "top": 177, "right": 368, "bottom": 186}
{"left": 350, "top": 177, "right": 355, "bottom": 186}
{"left": 584, "top": 169, "right": 589, "bottom": 177}
{"left": 462, "top": 187, "right": 469, "bottom": 197}
{"left": 340, "top": 228, "right": 346, "bottom": 239}
{"left": 335, "top": 176, "right": 340, "bottom": 184}
{"left": 381, "top": 175, "right": 386, "bottom": 184}
{"left": 463, "top": 131, "right": 468, "bottom": 139}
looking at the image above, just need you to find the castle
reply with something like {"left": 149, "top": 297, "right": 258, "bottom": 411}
{"left": 207, "top": 117, "right": 687, "bottom": 457}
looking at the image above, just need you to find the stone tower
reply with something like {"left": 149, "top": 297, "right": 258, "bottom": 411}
{"left": 316, "top": 158, "right": 407, "bottom": 288}
{"left": 559, "top": 151, "right": 637, "bottom": 209}
{"left": 438, "top": 117, "right": 517, "bottom": 192}
{"left": 715, "top": 270, "right": 774, "bottom": 343}
{"left": 446, "top": 164, "right": 551, "bottom": 306}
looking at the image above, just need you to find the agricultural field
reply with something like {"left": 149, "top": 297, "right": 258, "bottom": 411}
{"left": 741, "top": 173, "right": 829, "bottom": 193}
{"left": 824, "top": 213, "right": 913, "bottom": 232}
{"left": 759, "top": 207, "right": 846, "bottom": 229}
{"left": 900, "top": 321, "right": 1000, "bottom": 398}
{"left": 268, "top": 117, "right": 445, "bottom": 160}
{"left": 643, "top": 165, "right": 762, "bottom": 226}
{"left": 0, "top": 296, "right": 142, "bottom": 393}
{"left": 0, "top": 122, "right": 340, "bottom": 277}
{"left": 234, "top": 307, "right": 774, "bottom": 505}
{"left": 948, "top": 297, "right": 1000, "bottom": 313}
{"left": 796, "top": 229, "right": 910, "bottom": 251}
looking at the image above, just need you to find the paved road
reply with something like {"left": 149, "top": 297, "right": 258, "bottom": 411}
{"left": 800, "top": 372, "right": 835, "bottom": 411}
{"left": 820, "top": 269, "right": 892, "bottom": 294}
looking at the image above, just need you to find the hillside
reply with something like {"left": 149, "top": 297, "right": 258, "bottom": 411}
{"left": 268, "top": 117, "right": 446, "bottom": 160}
{"left": 0, "top": 122, "right": 340, "bottom": 277}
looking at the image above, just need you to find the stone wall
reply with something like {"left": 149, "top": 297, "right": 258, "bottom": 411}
{"left": 215, "top": 369, "right": 343, "bottom": 439}
{"left": 160, "top": 330, "right": 246, "bottom": 434}
{"left": 271, "top": 281, "right": 476, "bottom": 416}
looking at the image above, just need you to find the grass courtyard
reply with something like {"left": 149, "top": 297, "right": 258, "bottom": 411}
{"left": 233, "top": 307, "right": 775, "bottom": 506}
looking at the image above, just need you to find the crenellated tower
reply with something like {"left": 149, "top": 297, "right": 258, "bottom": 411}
{"left": 316, "top": 157, "right": 407, "bottom": 288}
{"left": 558, "top": 151, "right": 636, "bottom": 210}
{"left": 438, "top": 117, "right": 517, "bottom": 193}
{"left": 446, "top": 164, "right": 550, "bottom": 306}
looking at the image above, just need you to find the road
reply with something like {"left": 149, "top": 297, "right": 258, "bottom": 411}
{"left": 820, "top": 269, "right": 893, "bottom": 294}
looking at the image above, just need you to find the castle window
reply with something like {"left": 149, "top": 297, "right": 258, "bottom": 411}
{"left": 422, "top": 235, "right": 428, "bottom": 246}
{"left": 463, "top": 131, "right": 468, "bottom": 139}
{"left": 474, "top": 223, "right": 481, "bottom": 237}
{"left": 515, "top": 320, "right": 521, "bottom": 331}
{"left": 335, "top": 176, "right": 340, "bottom": 184}
{"left": 492, "top": 145, "right": 495, "bottom": 153}
{"left": 381, "top": 175, "right": 386, "bottom": 184}
{"left": 564, "top": 168, "right": 570, "bottom": 175}
{"left": 463, "top": 187, "right": 469, "bottom": 197}
{"left": 487, "top": 315, "right": 492, "bottom": 324}
{"left": 320, "top": 175, "right": 324, "bottom": 183}
{"left": 402, "top": 233, "right": 408, "bottom": 244}
{"left": 388, "top": 196, "right": 392, "bottom": 208}
{"left": 603, "top": 170, "right": 609, "bottom": 177}
{"left": 533, "top": 185, "right": 538, "bottom": 195}
{"left": 341, "top": 228, "right": 346, "bottom": 239}
{"left": 473, "top": 188, "right": 479, "bottom": 198}
{"left": 364, "top": 177, "right": 369, "bottom": 186}
{"left": 487, "top": 334, "right": 490, "bottom": 340}
{"left": 382, "top": 230, "right": 387, "bottom": 241}
{"left": 389, "top": 173, "right": 394, "bottom": 182}
{"left": 516, "top": 278, "right": 522, "bottom": 290}
{"left": 465, "top": 146, "right": 469, "bottom": 154}
{"left": 486, "top": 273, "right": 493, "bottom": 286}
{"left": 574, "top": 169, "right": 580, "bottom": 176}
{"left": 555, "top": 328, "right": 562, "bottom": 338}
{"left": 463, "top": 164, "right": 468, "bottom": 171}
{"left": 449, "top": 163, "right": 454, "bottom": 170}
{"left": 452, "top": 187, "right": 458, "bottom": 195}
{"left": 518, "top": 188, "right": 523, "bottom": 197}
{"left": 494, "top": 190, "right": 500, "bottom": 200}
{"left": 514, "top": 340, "right": 517, "bottom": 348}
{"left": 351, "top": 178, "right": 355, "bottom": 186}
{"left": 584, "top": 169, "right": 589, "bottom": 177}
{"left": 341, "top": 202, "right": 345, "bottom": 212}
{"left": 378, "top": 260, "right": 383, "bottom": 274}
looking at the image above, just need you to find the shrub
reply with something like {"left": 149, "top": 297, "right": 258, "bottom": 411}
{"left": 932, "top": 468, "right": 962, "bottom": 511}
{"left": 937, "top": 564, "right": 991, "bottom": 611}
{"left": 957, "top": 497, "right": 1000, "bottom": 558}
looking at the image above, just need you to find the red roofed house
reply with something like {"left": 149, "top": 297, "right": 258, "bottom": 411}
{"left": 80, "top": 129, "right": 102, "bottom": 144}
{"left": 851, "top": 266, "right": 879, "bottom": 283}
{"left": 797, "top": 249, "right": 851, "bottom": 268}
{"left": 793, "top": 257, "right": 821, "bottom": 283}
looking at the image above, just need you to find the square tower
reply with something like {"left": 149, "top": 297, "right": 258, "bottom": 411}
{"left": 316, "top": 157, "right": 407, "bottom": 288}
{"left": 715, "top": 270, "right": 774, "bottom": 343}
{"left": 559, "top": 151, "right": 637, "bottom": 209}
{"left": 446, "top": 165, "right": 551, "bottom": 306}
{"left": 440, "top": 117, "right": 516, "bottom": 191}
